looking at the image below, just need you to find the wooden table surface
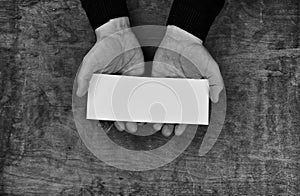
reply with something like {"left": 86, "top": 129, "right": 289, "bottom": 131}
{"left": 0, "top": 0, "right": 299, "bottom": 195}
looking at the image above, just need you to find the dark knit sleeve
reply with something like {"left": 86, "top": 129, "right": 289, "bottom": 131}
{"left": 80, "top": 0, "right": 129, "bottom": 30}
{"left": 167, "top": 0, "right": 225, "bottom": 40}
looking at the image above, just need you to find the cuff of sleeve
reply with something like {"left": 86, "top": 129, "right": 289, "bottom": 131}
{"left": 95, "top": 17, "right": 130, "bottom": 40}
{"left": 166, "top": 25, "right": 203, "bottom": 44}
{"left": 80, "top": 0, "right": 129, "bottom": 30}
{"left": 167, "top": 0, "right": 224, "bottom": 40}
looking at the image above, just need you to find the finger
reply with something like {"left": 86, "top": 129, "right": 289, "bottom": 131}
{"left": 76, "top": 52, "right": 103, "bottom": 97}
{"left": 137, "top": 122, "right": 145, "bottom": 126}
{"left": 76, "top": 44, "right": 106, "bottom": 97}
{"left": 175, "top": 124, "right": 188, "bottom": 136}
{"left": 162, "top": 124, "right": 174, "bottom": 137}
{"left": 114, "top": 121, "right": 125, "bottom": 131}
{"left": 153, "top": 123, "right": 163, "bottom": 131}
{"left": 125, "top": 122, "right": 138, "bottom": 133}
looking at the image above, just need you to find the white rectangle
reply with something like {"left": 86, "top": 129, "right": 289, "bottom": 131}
{"left": 87, "top": 74, "right": 209, "bottom": 125}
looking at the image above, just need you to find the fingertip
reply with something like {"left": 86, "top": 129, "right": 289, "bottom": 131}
{"left": 153, "top": 123, "right": 163, "bottom": 131}
{"left": 115, "top": 121, "right": 125, "bottom": 131}
{"left": 162, "top": 125, "right": 173, "bottom": 137}
{"left": 175, "top": 124, "right": 187, "bottom": 136}
{"left": 126, "top": 122, "right": 137, "bottom": 133}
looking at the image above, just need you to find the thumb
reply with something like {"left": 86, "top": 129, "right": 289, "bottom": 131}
{"left": 76, "top": 56, "right": 100, "bottom": 97}
{"left": 76, "top": 41, "right": 116, "bottom": 97}
{"left": 76, "top": 67, "right": 94, "bottom": 97}
{"left": 205, "top": 57, "right": 224, "bottom": 103}
{"left": 183, "top": 44, "right": 224, "bottom": 103}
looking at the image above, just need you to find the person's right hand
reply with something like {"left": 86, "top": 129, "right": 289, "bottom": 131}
{"left": 76, "top": 17, "right": 144, "bottom": 134}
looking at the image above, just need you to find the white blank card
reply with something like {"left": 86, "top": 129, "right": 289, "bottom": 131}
{"left": 87, "top": 74, "right": 209, "bottom": 125}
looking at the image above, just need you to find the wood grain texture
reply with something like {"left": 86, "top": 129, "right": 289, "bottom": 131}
{"left": 0, "top": 0, "right": 299, "bottom": 195}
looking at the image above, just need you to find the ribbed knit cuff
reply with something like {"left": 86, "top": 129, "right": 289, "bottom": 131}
{"left": 80, "top": 0, "right": 129, "bottom": 30}
{"left": 167, "top": 0, "right": 225, "bottom": 40}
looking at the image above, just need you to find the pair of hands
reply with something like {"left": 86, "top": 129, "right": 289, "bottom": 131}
{"left": 76, "top": 17, "right": 224, "bottom": 137}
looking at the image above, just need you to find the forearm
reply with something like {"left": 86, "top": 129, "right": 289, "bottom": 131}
{"left": 80, "top": 0, "right": 129, "bottom": 30}
{"left": 167, "top": 0, "right": 225, "bottom": 41}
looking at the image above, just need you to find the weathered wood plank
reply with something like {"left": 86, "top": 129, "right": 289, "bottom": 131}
{"left": 0, "top": 0, "right": 299, "bottom": 195}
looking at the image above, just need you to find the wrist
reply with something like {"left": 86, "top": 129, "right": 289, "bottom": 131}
{"left": 166, "top": 25, "right": 203, "bottom": 44}
{"left": 95, "top": 17, "right": 130, "bottom": 41}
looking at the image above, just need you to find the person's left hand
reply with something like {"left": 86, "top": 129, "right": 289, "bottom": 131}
{"left": 151, "top": 25, "right": 224, "bottom": 137}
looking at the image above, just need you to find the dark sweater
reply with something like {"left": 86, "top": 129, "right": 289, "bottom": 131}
{"left": 80, "top": 0, "right": 225, "bottom": 40}
{"left": 80, "top": 0, "right": 129, "bottom": 30}
{"left": 167, "top": 0, "right": 225, "bottom": 40}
